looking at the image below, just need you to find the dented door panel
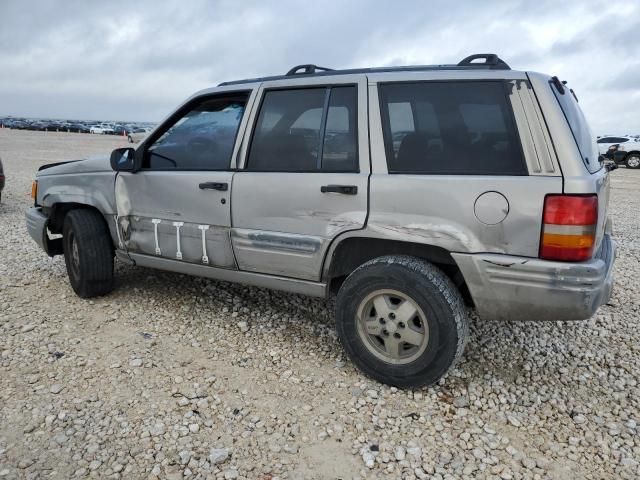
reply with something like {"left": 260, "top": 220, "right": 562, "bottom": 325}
{"left": 124, "top": 218, "right": 235, "bottom": 267}
{"left": 368, "top": 174, "right": 562, "bottom": 256}
{"left": 115, "top": 170, "right": 235, "bottom": 269}
{"left": 230, "top": 172, "right": 368, "bottom": 280}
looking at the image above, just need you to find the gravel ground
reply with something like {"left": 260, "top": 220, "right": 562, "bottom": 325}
{"left": 0, "top": 129, "right": 638, "bottom": 480}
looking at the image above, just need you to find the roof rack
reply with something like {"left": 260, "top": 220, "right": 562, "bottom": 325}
{"left": 286, "top": 64, "right": 333, "bottom": 76}
{"left": 457, "top": 54, "right": 510, "bottom": 70}
{"left": 219, "top": 53, "right": 511, "bottom": 86}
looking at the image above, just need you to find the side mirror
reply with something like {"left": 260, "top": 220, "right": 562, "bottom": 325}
{"left": 110, "top": 147, "right": 136, "bottom": 171}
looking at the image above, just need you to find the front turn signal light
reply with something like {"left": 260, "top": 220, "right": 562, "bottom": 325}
{"left": 31, "top": 180, "right": 38, "bottom": 202}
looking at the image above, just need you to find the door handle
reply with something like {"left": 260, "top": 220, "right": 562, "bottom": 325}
{"left": 199, "top": 182, "right": 228, "bottom": 191}
{"left": 320, "top": 185, "right": 358, "bottom": 195}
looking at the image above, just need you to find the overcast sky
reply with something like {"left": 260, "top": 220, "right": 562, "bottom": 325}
{"left": 1, "top": 0, "right": 638, "bottom": 134}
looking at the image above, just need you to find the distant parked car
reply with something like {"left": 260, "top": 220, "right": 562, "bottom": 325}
{"left": 597, "top": 136, "right": 634, "bottom": 155}
{"left": 0, "top": 157, "right": 4, "bottom": 202}
{"left": 90, "top": 125, "right": 110, "bottom": 134}
{"left": 112, "top": 125, "right": 131, "bottom": 136}
{"left": 127, "top": 128, "right": 149, "bottom": 143}
{"left": 608, "top": 138, "right": 640, "bottom": 169}
{"left": 68, "top": 123, "right": 91, "bottom": 133}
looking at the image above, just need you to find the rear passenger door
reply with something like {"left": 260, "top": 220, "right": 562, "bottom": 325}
{"left": 231, "top": 76, "right": 369, "bottom": 281}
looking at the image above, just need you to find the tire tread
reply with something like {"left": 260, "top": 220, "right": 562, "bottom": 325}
{"left": 63, "top": 209, "right": 114, "bottom": 298}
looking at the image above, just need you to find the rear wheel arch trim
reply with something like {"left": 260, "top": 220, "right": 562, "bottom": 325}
{"left": 321, "top": 234, "right": 473, "bottom": 305}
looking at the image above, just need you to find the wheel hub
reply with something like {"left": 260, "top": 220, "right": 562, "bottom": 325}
{"left": 356, "top": 289, "right": 429, "bottom": 365}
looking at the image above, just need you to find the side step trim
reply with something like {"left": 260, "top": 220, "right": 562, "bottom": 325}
{"left": 127, "top": 253, "right": 326, "bottom": 297}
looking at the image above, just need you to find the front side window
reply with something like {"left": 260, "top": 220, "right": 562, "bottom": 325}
{"left": 379, "top": 81, "right": 526, "bottom": 175}
{"left": 247, "top": 86, "right": 358, "bottom": 172}
{"left": 144, "top": 93, "right": 248, "bottom": 170}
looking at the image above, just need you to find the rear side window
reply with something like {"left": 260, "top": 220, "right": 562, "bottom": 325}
{"left": 379, "top": 81, "right": 526, "bottom": 175}
{"left": 247, "top": 86, "right": 358, "bottom": 172}
{"left": 551, "top": 82, "right": 600, "bottom": 173}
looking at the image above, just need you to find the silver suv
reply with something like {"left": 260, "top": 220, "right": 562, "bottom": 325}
{"left": 26, "top": 54, "right": 616, "bottom": 387}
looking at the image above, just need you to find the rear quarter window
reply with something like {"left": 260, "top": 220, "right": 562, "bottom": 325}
{"left": 379, "top": 81, "right": 527, "bottom": 175}
{"left": 550, "top": 82, "right": 601, "bottom": 173}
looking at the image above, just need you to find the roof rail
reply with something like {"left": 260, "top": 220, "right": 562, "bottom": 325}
{"left": 457, "top": 54, "right": 510, "bottom": 70}
{"left": 219, "top": 54, "right": 513, "bottom": 86}
{"left": 286, "top": 64, "right": 333, "bottom": 76}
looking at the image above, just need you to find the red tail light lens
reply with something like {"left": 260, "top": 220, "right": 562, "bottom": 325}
{"left": 540, "top": 195, "right": 598, "bottom": 262}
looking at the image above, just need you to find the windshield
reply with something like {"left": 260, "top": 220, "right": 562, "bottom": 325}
{"left": 551, "top": 81, "right": 601, "bottom": 173}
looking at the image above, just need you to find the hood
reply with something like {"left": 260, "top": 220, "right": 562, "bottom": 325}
{"left": 37, "top": 154, "right": 113, "bottom": 177}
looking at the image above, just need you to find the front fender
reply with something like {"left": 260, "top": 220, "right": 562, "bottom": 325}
{"left": 38, "top": 172, "right": 117, "bottom": 215}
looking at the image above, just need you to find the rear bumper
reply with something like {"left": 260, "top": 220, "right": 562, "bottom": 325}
{"left": 452, "top": 234, "right": 617, "bottom": 321}
{"left": 25, "top": 207, "right": 49, "bottom": 252}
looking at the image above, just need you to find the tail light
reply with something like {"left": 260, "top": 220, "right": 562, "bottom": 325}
{"left": 540, "top": 195, "right": 598, "bottom": 262}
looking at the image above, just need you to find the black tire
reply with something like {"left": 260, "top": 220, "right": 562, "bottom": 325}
{"left": 625, "top": 153, "right": 640, "bottom": 169}
{"left": 336, "top": 255, "right": 469, "bottom": 388}
{"left": 127, "top": 135, "right": 133, "bottom": 143}
{"left": 62, "top": 209, "right": 114, "bottom": 298}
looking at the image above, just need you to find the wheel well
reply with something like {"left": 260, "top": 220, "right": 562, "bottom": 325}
{"left": 326, "top": 237, "right": 473, "bottom": 306}
{"left": 44, "top": 203, "right": 112, "bottom": 255}
{"left": 46, "top": 203, "right": 103, "bottom": 234}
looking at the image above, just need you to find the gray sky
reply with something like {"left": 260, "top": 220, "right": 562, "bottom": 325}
{"left": 0, "top": 0, "right": 638, "bottom": 134}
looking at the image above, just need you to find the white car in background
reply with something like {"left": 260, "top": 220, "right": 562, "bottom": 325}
{"left": 597, "top": 136, "right": 631, "bottom": 155}
{"left": 127, "top": 128, "right": 151, "bottom": 144}
{"left": 89, "top": 124, "right": 115, "bottom": 134}
{"left": 597, "top": 135, "right": 640, "bottom": 169}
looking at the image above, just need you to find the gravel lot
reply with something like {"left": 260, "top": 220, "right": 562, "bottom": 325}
{"left": 0, "top": 129, "right": 638, "bottom": 480}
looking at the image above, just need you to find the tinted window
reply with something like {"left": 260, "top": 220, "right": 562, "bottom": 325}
{"left": 379, "top": 81, "right": 526, "bottom": 175}
{"left": 145, "top": 94, "right": 248, "bottom": 170}
{"left": 323, "top": 86, "right": 358, "bottom": 171}
{"left": 597, "top": 137, "right": 613, "bottom": 143}
{"left": 614, "top": 137, "right": 629, "bottom": 143}
{"left": 247, "top": 86, "right": 358, "bottom": 172}
{"left": 551, "top": 83, "right": 600, "bottom": 173}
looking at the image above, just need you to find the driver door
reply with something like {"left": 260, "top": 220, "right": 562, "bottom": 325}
{"left": 115, "top": 89, "right": 255, "bottom": 269}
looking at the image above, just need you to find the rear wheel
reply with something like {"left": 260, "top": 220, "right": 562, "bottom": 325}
{"left": 63, "top": 209, "right": 114, "bottom": 298}
{"left": 335, "top": 255, "right": 469, "bottom": 388}
{"left": 626, "top": 154, "right": 640, "bottom": 169}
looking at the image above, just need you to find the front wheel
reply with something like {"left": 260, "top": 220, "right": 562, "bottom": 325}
{"left": 336, "top": 255, "right": 469, "bottom": 388}
{"left": 626, "top": 154, "right": 640, "bottom": 169}
{"left": 63, "top": 209, "right": 114, "bottom": 298}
